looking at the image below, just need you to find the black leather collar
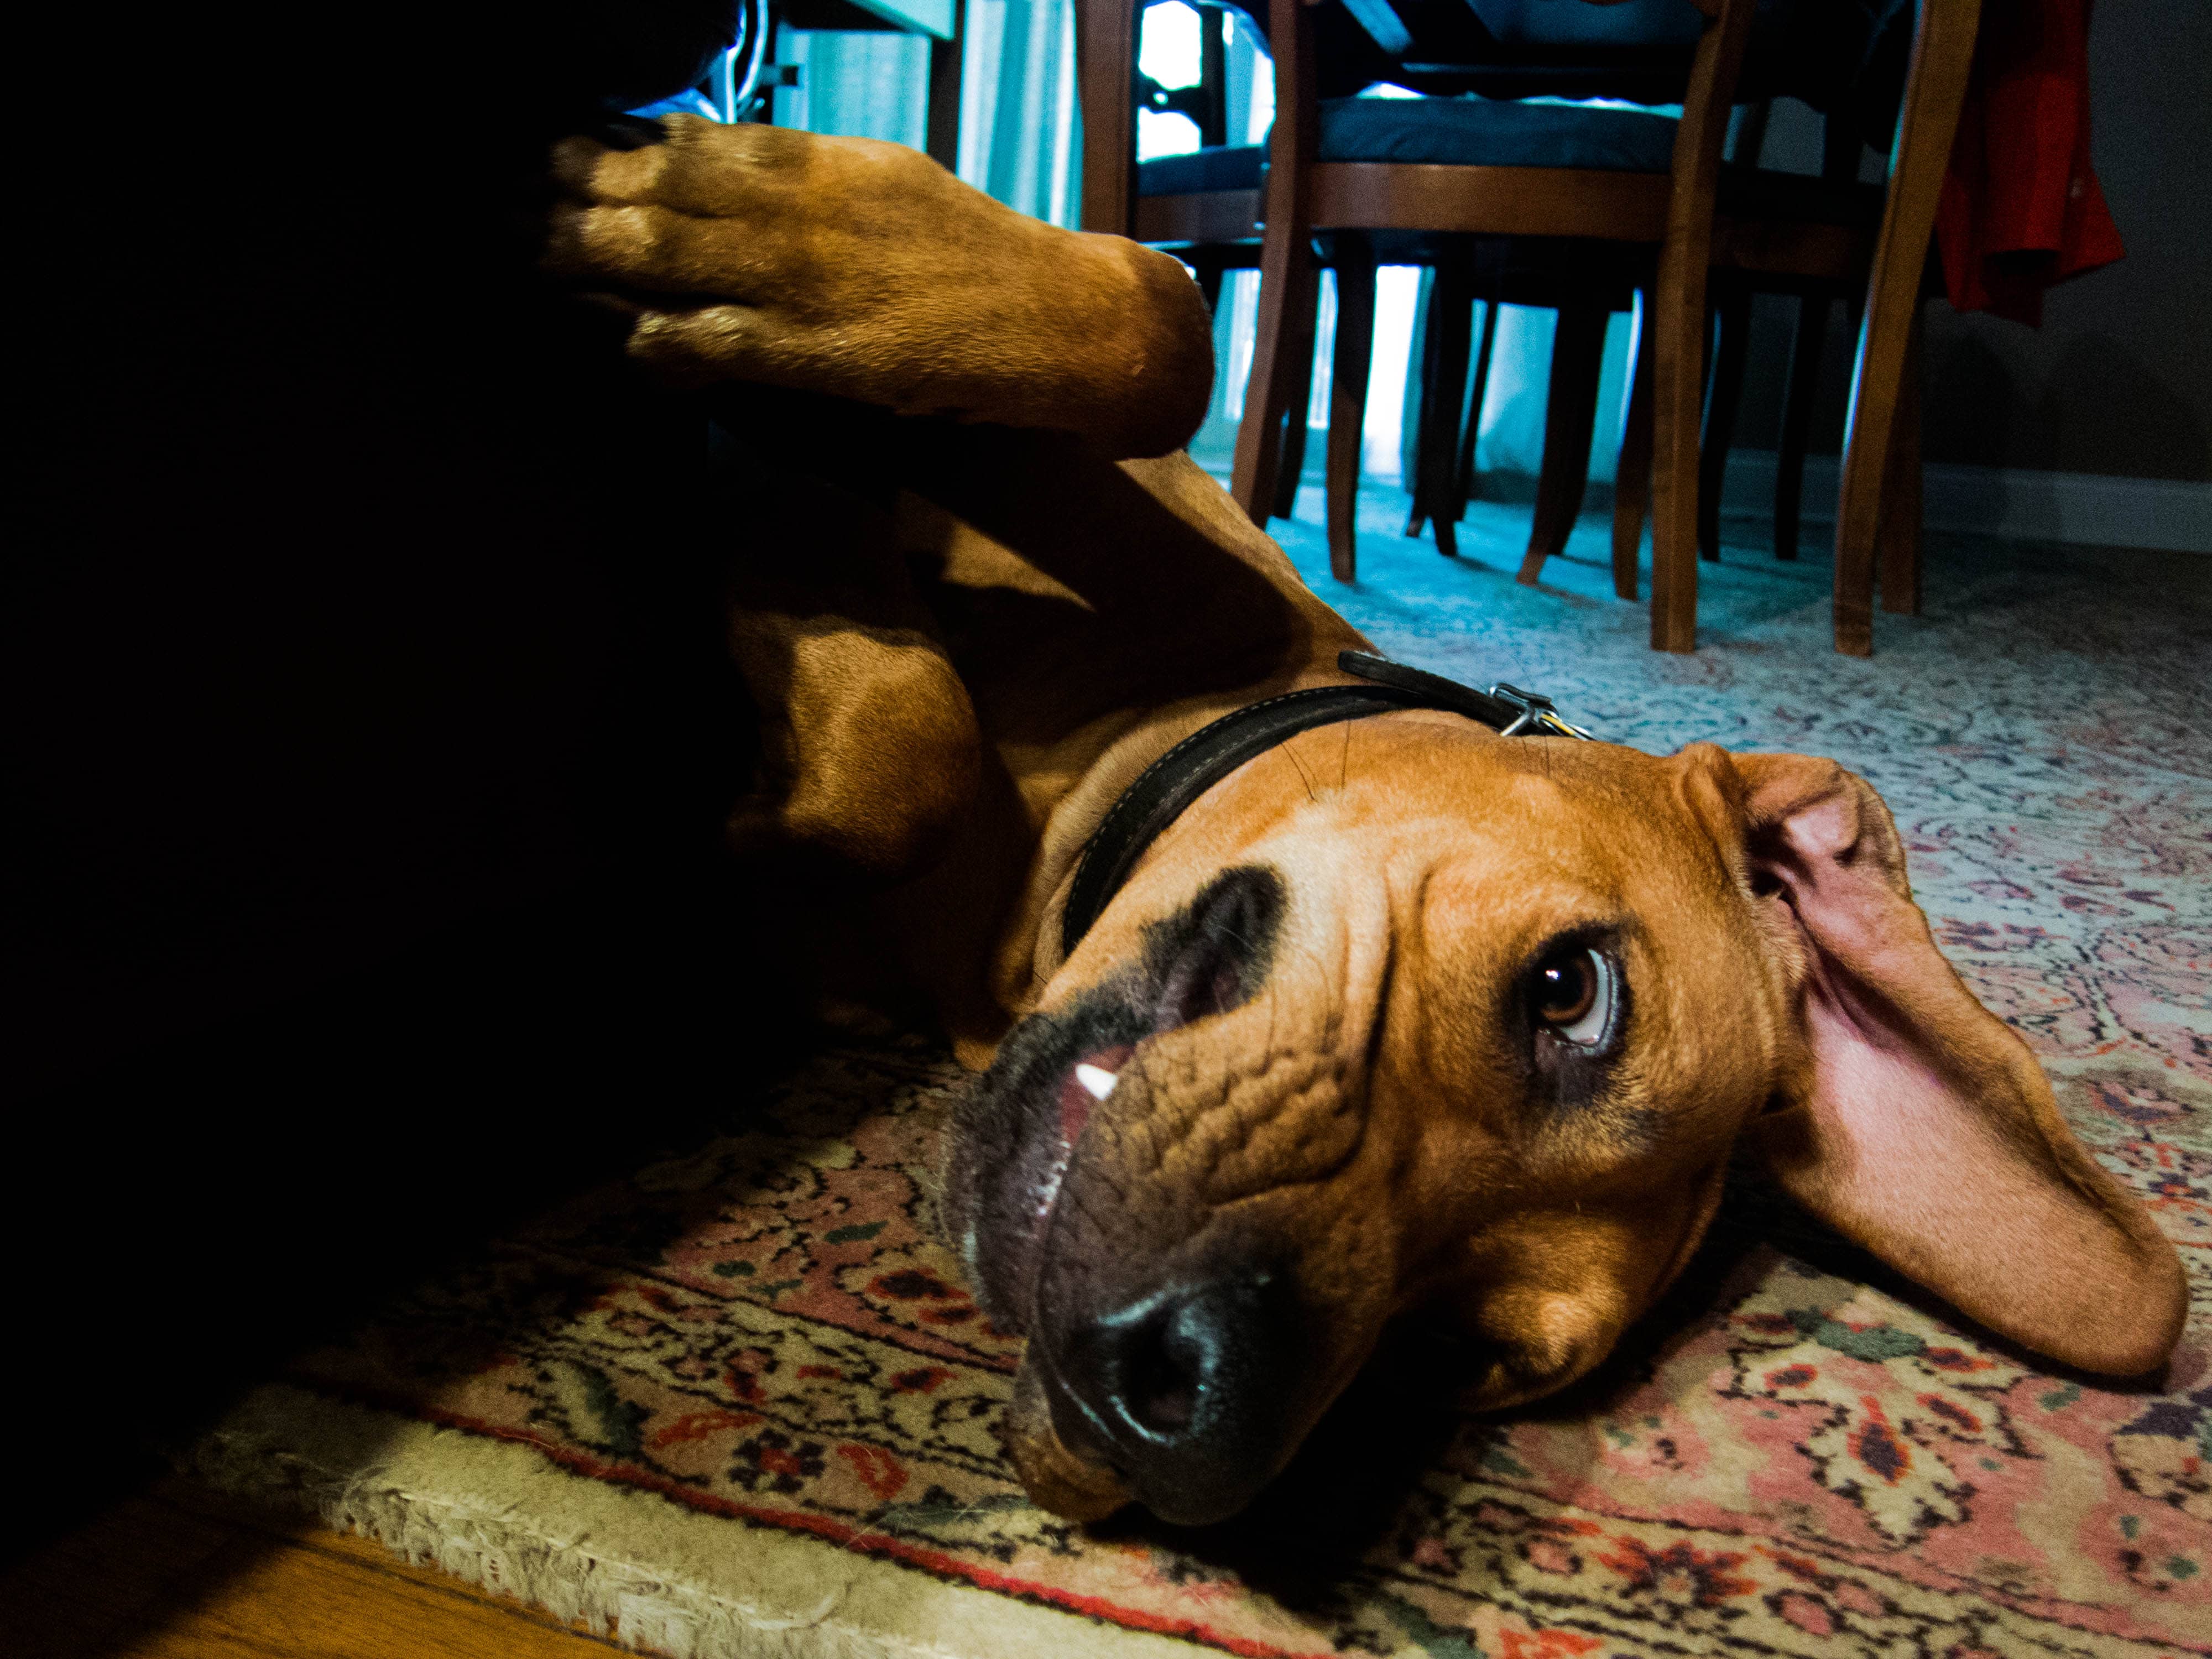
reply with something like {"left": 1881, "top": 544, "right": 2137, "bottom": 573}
{"left": 1058, "top": 650, "right": 1592, "bottom": 957}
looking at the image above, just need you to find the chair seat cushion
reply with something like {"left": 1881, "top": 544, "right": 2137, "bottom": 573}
{"left": 1136, "top": 96, "right": 1681, "bottom": 197}
{"left": 1136, "top": 144, "right": 1267, "bottom": 196}
{"left": 1317, "top": 95, "right": 1680, "bottom": 171}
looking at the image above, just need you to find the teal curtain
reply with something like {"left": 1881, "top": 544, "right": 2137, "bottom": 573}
{"left": 769, "top": 0, "right": 1082, "bottom": 230}
{"left": 770, "top": 30, "right": 932, "bottom": 152}
{"left": 957, "top": 0, "right": 1083, "bottom": 226}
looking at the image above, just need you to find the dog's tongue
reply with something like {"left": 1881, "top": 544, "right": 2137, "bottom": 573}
{"left": 1058, "top": 1043, "right": 1135, "bottom": 1147}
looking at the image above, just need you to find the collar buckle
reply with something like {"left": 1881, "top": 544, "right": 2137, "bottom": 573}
{"left": 1487, "top": 682, "right": 1593, "bottom": 740}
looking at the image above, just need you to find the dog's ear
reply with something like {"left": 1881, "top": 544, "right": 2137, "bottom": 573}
{"left": 1707, "top": 748, "right": 2185, "bottom": 1376}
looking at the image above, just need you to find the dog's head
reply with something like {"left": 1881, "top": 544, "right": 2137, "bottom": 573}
{"left": 941, "top": 716, "right": 2185, "bottom": 1525}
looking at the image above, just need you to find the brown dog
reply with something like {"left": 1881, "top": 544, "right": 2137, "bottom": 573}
{"left": 547, "top": 117, "right": 2188, "bottom": 1528}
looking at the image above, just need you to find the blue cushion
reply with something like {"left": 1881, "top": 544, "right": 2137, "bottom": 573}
{"left": 1136, "top": 96, "right": 1679, "bottom": 196}
{"left": 1316, "top": 96, "right": 1679, "bottom": 171}
{"left": 1136, "top": 145, "right": 1267, "bottom": 196}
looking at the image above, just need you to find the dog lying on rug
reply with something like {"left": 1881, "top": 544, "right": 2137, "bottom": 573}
{"left": 545, "top": 117, "right": 2186, "bottom": 1528}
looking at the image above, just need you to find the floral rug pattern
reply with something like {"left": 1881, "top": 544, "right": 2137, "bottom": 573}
{"left": 283, "top": 510, "right": 2210, "bottom": 1658}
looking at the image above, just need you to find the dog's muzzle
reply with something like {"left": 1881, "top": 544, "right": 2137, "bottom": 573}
{"left": 1035, "top": 1258, "right": 1313, "bottom": 1526}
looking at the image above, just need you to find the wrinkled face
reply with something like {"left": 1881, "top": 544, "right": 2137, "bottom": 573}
{"left": 941, "top": 717, "right": 1790, "bottom": 1525}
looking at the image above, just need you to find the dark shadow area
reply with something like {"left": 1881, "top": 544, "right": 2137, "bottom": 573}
{"left": 12, "top": 0, "right": 769, "bottom": 1582}
{"left": 2, "top": 859, "right": 821, "bottom": 1569}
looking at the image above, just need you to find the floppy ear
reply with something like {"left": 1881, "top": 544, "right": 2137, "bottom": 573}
{"left": 1721, "top": 750, "right": 2185, "bottom": 1376}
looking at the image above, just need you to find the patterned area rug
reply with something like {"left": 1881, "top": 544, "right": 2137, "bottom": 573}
{"left": 189, "top": 495, "right": 2212, "bottom": 1659}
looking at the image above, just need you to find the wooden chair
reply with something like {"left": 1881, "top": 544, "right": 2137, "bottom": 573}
{"left": 1083, "top": 0, "right": 1975, "bottom": 652}
{"left": 1597, "top": 0, "right": 1978, "bottom": 653}
{"left": 1274, "top": 0, "right": 1982, "bottom": 655}
{"left": 1232, "top": 0, "right": 1756, "bottom": 631}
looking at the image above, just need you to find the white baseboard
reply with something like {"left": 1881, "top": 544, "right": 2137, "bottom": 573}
{"left": 1718, "top": 452, "right": 2212, "bottom": 555}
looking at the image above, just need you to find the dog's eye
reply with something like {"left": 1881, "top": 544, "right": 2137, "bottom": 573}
{"left": 1529, "top": 946, "right": 1614, "bottom": 1046}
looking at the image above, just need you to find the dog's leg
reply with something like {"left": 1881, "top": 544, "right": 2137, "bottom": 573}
{"left": 724, "top": 472, "right": 980, "bottom": 886}
{"left": 543, "top": 118, "right": 1215, "bottom": 461}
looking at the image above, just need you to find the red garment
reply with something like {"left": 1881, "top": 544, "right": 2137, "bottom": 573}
{"left": 1934, "top": 0, "right": 2125, "bottom": 326}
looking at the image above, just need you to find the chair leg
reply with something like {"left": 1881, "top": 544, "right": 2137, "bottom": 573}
{"left": 1196, "top": 261, "right": 1225, "bottom": 319}
{"left": 1698, "top": 287, "right": 1751, "bottom": 562}
{"left": 1327, "top": 252, "right": 1378, "bottom": 582}
{"left": 1454, "top": 301, "right": 1501, "bottom": 515}
{"left": 1877, "top": 304, "right": 1925, "bottom": 615}
{"left": 1648, "top": 254, "right": 1712, "bottom": 653}
{"left": 1419, "top": 265, "right": 1476, "bottom": 557}
{"left": 1233, "top": 243, "right": 1318, "bottom": 526}
{"left": 1833, "top": 0, "right": 1981, "bottom": 655}
{"left": 1519, "top": 305, "right": 1609, "bottom": 585}
{"left": 1647, "top": 0, "right": 1756, "bottom": 654}
{"left": 1272, "top": 299, "right": 1318, "bottom": 521}
{"left": 1613, "top": 289, "right": 1656, "bottom": 600}
{"left": 1404, "top": 273, "right": 1440, "bottom": 540}
{"left": 1773, "top": 290, "right": 1829, "bottom": 561}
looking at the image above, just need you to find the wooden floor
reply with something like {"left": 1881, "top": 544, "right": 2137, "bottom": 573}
{"left": 9, "top": 1479, "right": 631, "bottom": 1659}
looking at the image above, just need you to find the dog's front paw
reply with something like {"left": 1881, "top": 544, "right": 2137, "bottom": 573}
{"left": 540, "top": 116, "right": 1212, "bottom": 457}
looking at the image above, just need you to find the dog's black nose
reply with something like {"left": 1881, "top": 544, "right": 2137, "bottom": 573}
{"left": 1051, "top": 1269, "right": 1307, "bottom": 1526}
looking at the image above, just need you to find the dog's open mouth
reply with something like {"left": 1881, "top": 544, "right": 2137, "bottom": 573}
{"left": 942, "top": 865, "right": 1285, "bottom": 1333}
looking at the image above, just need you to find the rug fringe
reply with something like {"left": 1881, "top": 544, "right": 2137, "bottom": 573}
{"left": 179, "top": 1385, "right": 1014, "bottom": 1659}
